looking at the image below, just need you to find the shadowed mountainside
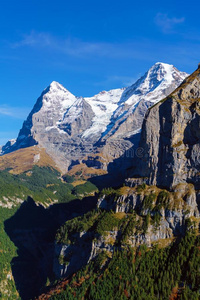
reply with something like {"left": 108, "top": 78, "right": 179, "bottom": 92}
{"left": 4, "top": 195, "right": 98, "bottom": 300}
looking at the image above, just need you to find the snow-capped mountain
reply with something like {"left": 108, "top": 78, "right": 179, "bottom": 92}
{"left": 92, "top": 62, "right": 188, "bottom": 140}
{"left": 83, "top": 62, "right": 187, "bottom": 141}
{"left": 83, "top": 88, "right": 124, "bottom": 140}
{"left": 2, "top": 63, "right": 188, "bottom": 172}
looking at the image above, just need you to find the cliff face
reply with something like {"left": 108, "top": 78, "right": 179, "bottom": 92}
{"left": 137, "top": 67, "right": 200, "bottom": 189}
{"left": 54, "top": 182, "right": 200, "bottom": 278}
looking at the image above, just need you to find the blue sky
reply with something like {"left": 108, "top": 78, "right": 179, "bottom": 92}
{"left": 0, "top": 0, "right": 200, "bottom": 144}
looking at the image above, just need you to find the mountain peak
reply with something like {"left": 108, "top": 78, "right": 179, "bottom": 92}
{"left": 41, "top": 81, "right": 76, "bottom": 107}
{"left": 49, "top": 80, "right": 62, "bottom": 87}
{"left": 154, "top": 61, "right": 172, "bottom": 67}
{"left": 152, "top": 62, "right": 177, "bottom": 70}
{"left": 118, "top": 62, "right": 188, "bottom": 106}
{"left": 43, "top": 81, "right": 76, "bottom": 101}
{"left": 148, "top": 62, "right": 188, "bottom": 84}
{"left": 140, "top": 62, "right": 187, "bottom": 96}
{"left": 48, "top": 81, "right": 69, "bottom": 93}
{"left": 148, "top": 62, "right": 175, "bottom": 79}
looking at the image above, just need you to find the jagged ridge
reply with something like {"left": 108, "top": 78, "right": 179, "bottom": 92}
{"left": 1, "top": 63, "right": 188, "bottom": 174}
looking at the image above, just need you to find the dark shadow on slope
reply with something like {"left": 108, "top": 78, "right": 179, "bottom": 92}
{"left": 54, "top": 231, "right": 94, "bottom": 280}
{"left": 4, "top": 195, "right": 98, "bottom": 300}
{"left": 89, "top": 134, "right": 141, "bottom": 189}
{"left": 183, "top": 106, "right": 200, "bottom": 189}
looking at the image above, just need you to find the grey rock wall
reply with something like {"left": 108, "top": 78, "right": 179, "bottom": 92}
{"left": 136, "top": 68, "right": 200, "bottom": 189}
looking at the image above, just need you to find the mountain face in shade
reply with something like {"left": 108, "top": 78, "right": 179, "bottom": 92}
{"left": 136, "top": 65, "right": 200, "bottom": 189}
{"left": 1, "top": 63, "right": 188, "bottom": 173}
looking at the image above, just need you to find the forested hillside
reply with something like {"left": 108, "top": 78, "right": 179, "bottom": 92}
{"left": 38, "top": 229, "right": 200, "bottom": 300}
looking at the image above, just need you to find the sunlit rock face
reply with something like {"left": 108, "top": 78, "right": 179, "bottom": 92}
{"left": 2, "top": 64, "right": 188, "bottom": 173}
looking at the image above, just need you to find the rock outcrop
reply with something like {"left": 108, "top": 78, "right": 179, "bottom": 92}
{"left": 54, "top": 182, "right": 200, "bottom": 278}
{"left": 136, "top": 66, "right": 200, "bottom": 189}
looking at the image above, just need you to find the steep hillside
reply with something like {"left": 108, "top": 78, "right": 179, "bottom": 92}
{"left": 52, "top": 181, "right": 199, "bottom": 277}
{"left": 37, "top": 180, "right": 200, "bottom": 300}
{"left": 38, "top": 232, "right": 200, "bottom": 300}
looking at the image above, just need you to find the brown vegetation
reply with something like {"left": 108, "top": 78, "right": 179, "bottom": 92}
{"left": 0, "top": 146, "right": 60, "bottom": 174}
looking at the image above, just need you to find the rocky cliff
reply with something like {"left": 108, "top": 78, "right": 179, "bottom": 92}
{"left": 54, "top": 181, "right": 200, "bottom": 278}
{"left": 136, "top": 66, "right": 200, "bottom": 189}
{"left": 5, "top": 176, "right": 198, "bottom": 297}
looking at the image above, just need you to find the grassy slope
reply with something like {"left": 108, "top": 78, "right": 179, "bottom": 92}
{"left": 0, "top": 146, "right": 59, "bottom": 175}
{"left": 0, "top": 166, "right": 98, "bottom": 206}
